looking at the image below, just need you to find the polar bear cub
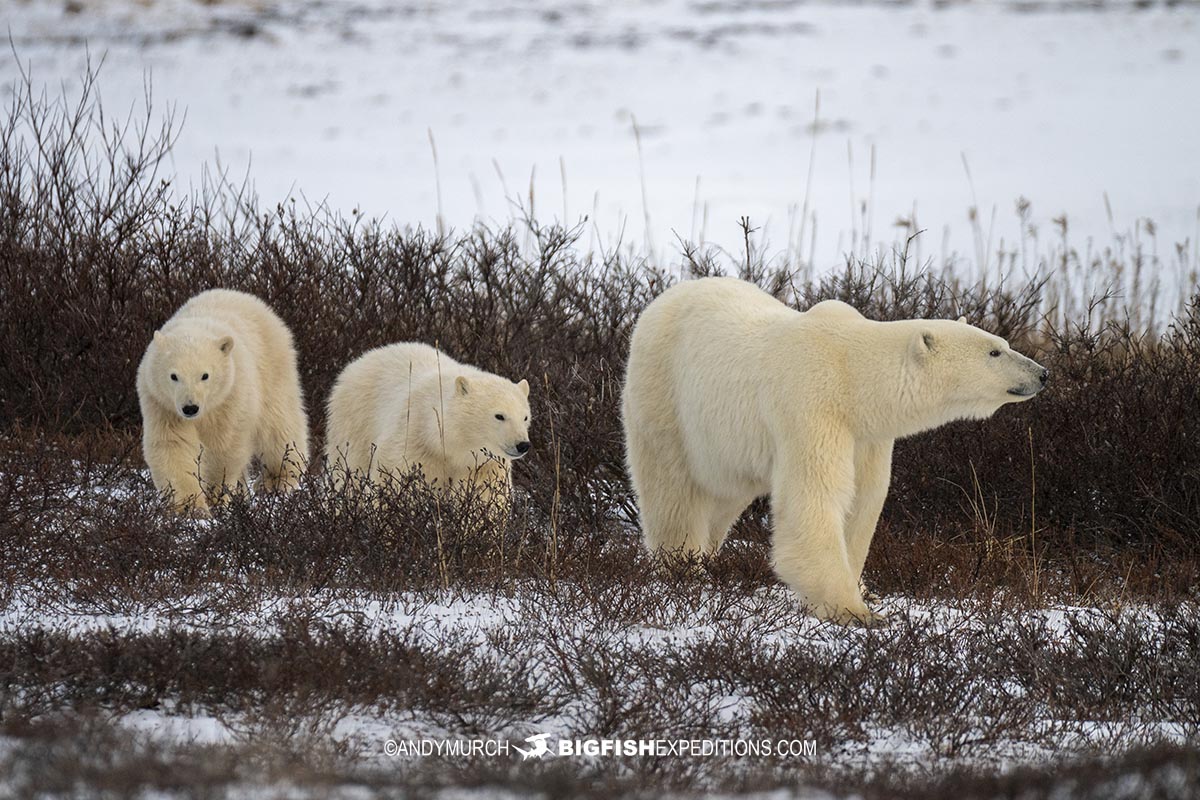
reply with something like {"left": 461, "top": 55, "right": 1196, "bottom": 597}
{"left": 324, "top": 343, "right": 531, "bottom": 507}
{"left": 621, "top": 277, "right": 1048, "bottom": 625}
{"left": 137, "top": 289, "right": 309, "bottom": 513}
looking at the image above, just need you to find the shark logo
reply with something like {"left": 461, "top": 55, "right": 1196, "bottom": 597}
{"left": 513, "top": 733, "right": 553, "bottom": 760}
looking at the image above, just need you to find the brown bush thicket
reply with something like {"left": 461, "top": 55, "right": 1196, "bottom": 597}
{"left": 2, "top": 62, "right": 1198, "bottom": 581}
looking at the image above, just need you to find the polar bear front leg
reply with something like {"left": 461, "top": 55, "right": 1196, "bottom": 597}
{"left": 200, "top": 437, "right": 254, "bottom": 505}
{"left": 259, "top": 433, "right": 308, "bottom": 493}
{"left": 258, "top": 407, "right": 310, "bottom": 493}
{"left": 472, "top": 457, "right": 513, "bottom": 519}
{"left": 143, "top": 421, "right": 208, "bottom": 514}
{"left": 769, "top": 439, "right": 881, "bottom": 625}
{"left": 845, "top": 440, "right": 894, "bottom": 592}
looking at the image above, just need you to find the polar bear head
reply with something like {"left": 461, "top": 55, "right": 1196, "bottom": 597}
{"left": 905, "top": 317, "right": 1047, "bottom": 426}
{"left": 144, "top": 325, "right": 237, "bottom": 421}
{"left": 445, "top": 373, "right": 532, "bottom": 462}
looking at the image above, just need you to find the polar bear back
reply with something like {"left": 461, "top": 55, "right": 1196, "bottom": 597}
{"left": 624, "top": 278, "right": 836, "bottom": 498}
{"left": 624, "top": 278, "right": 942, "bottom": 495}
{"left": 325, "top": 343, "right": 453, "bottom": 475}
{"left": 624, "top": 276, "right": 1046, "bottom": 498}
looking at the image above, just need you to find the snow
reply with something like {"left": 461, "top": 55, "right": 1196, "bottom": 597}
{"left": 120, "top": 706, "right": 233, "bottom": 746}
{"left": 3, "top": 0, "right": 1198, "bottom": 269}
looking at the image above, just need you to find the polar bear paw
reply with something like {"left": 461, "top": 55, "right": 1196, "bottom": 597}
{"left": 825, "top": 605, "right": 890, "bottom": 628}
{"left": 859, "top": 580, "right": 882, "bottom": 605}
{"left": 172, "top": 495, "right": 211, "bottom": 519}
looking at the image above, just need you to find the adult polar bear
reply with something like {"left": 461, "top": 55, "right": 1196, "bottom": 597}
{"left": 622, "top": 277, "right": 1047, "bottom": 625}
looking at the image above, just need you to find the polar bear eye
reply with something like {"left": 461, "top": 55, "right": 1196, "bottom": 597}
{"left": 170, "top": 373, "right": 178, "bottom": 382}
{"left": 989, "top": 350, "right": 1001, "bottom": 358}
{"left": 495, "top": 414, "right": 506, "bottom": 421}
{"left": 201, "top": 373, "right": 209, "bottom": 381}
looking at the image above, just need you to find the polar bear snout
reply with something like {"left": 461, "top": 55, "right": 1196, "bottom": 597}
{"left": 1007, "top": 355, "right": 1049, "bottom": 398}
{"left": 181, "top": 403, "right": 200, "bottom": 418}
{"left": 1007, "top": 383, "right": 1043, "bottom": 398}
{"left": 506, "top": 440, "right": 532, "bottom": 459}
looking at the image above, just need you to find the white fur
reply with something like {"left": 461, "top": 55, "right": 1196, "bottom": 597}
{"left": 324, "top": 343, "right": 531, "bottom": 507}
{"left": 136, "top": 289, "right": 309, "bottom": 513}
{"left": 621, "top": 277, "right": 1047, "bottom": 625}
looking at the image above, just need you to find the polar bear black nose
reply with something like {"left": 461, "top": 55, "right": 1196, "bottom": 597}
{"left": 1039, "top": 369, "right": 1049, "bottom": 385}
{"left": 516, "top": 441, "right": 530, "bottom": 455}
{"left": 182, "top": 404, "right": 200, "bottom": 418}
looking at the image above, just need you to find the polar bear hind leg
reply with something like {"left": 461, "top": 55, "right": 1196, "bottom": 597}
{"left": 706, "top": 496, "right": 749, "bottom": 553}
{"left": 628, "top": 426, "right": 726, "bottom": 556}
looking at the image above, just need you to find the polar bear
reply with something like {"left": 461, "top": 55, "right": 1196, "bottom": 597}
{"left": 137, "top": 289, "right": 310, "bottom": 513}
{"left": 324, "top": 343, "right": 531, "bottom": 508}
{"left": 621, "top": 277, "right": 1048, "bottom": 625}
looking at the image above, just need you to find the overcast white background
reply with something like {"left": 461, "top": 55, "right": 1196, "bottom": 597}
{"left": 4, "top": 0, "right": 1198, "bottom": 267}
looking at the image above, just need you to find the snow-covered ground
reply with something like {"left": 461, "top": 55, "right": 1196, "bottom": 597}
{"left": 2, "top": 585, "right": 1192, "bottom": 776}
{"left": 4, "top": 0, "right": 1199, "bottom": 267}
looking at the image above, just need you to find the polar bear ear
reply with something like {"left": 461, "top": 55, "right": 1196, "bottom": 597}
{"left": 455, "top": 376, "right": 470, "bottom": 396}
{"left": 217, "top": 335, "right": 235, "bottom": 355}
{"left": 956, "top": 315, "right": 967, "bottom": 324}
{"left": 153, "top": 330, "right": 166, "bottom": 344}
{"left": 517, "top": 379, "right": 529, "bottom": 397}
{"left": 910, "top": 329, "right": 936, "bottom": 361}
